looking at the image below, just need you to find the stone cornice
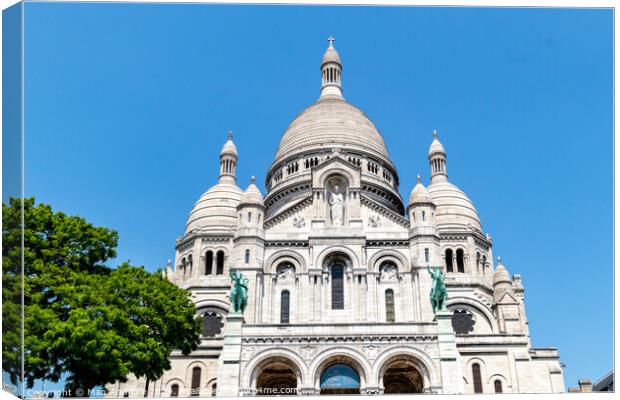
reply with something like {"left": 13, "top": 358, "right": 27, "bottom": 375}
{"left": 175, "top": 233, "right": 233, "bottom": 250}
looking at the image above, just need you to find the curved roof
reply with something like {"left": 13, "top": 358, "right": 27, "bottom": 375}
{"left": 185, "top": 182, "right": 242, "bottom": 234}
{"left": 274, "top": 97, "right": 390, "bottom": 162}
{"left": 408, "top": 176, "right": 433, "bottom": 206}
{"left": 428, "top": 180, "right": 482, "bottom": 231}
{"left": 239, "top": 178, "right": 264, "bottom": 207}
{"left": 322, "top": 45, "right": 341, "bottom": 65}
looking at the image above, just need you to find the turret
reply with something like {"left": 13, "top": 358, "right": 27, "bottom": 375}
{"left": 237, "top": 176, "right": 265, "bottom": 230}
{"left": 407, "top": 175, "right": 440, "bottom": 275}
{"left": 408, "top": 175, "right": 437, "bottom": 237}
{"left": 493, "top": 257, "right": 525, "bottom": 334}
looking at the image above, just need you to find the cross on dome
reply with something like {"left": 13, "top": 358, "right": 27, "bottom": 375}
{"left": 328, "top": 35, "right": 335, "bottom": 47}
{"left": 228, "top": 130, "right": 233, "bottom": 140}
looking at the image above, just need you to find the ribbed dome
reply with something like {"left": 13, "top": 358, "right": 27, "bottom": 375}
{"left": 428, "top": 130, "right": 445, "bottom": 156}
{"left": 322, "top": 45, "right": 341, "bottom": 65}
{"left": 408, "top": 176, "right": 433, "bottom": 206}
{"left": 239, "top": 178, "right": 264, "bottom": 207}
{"left": 185, "top": 182, "right": 242, "bottom": 234}
{"left": 221, "top": 132, "right": 238, "bottom": 157}
{"left": 428, "top": 180, "right": 482, "bottom": 231}
{"left": 274, "top": 97, "right": 390, "bottom": 161}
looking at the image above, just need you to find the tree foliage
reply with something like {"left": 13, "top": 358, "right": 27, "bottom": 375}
{"left": 2, "top": 198, "right": 202, "bottom": 394}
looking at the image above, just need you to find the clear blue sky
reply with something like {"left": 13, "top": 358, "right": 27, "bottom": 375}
{"left": 22, "top": 3, "right": 612, "bottom": 391}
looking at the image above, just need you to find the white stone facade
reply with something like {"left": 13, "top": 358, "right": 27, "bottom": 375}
{"left": 107, "top": 39, "right": 564, "bottom": 397}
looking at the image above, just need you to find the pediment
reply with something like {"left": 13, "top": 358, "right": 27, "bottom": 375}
{"left": 264, "top": 194, "right": 314, "bottom": 230}
{"left": 497, "top": 291, "right": 518, "bottom": 304}
{"left": 360, "top": 195, "right": 409, "bottom": 229}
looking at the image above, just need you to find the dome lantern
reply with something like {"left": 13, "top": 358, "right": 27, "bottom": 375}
{"left": 219, "top": 130, "right": 238, "bottom": 183}
{"left": 428, "top": 130, "right": 448, "bottom": 184}
{"left": 320, "top": 35, "right": 343, "bottom": 99}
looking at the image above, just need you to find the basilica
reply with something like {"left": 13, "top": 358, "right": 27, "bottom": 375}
{"left": 107, "top": 38, "right": 565, "bottom": 397}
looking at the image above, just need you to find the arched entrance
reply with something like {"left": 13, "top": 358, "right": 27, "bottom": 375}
{"left": 320, "top": 363, "right": 361, "bottom": 395}
{"left": 254, "top": 357, "right": 300, "bottom": 396}
{"left": 381, "top": 357, "right": 424, "bottom": 394}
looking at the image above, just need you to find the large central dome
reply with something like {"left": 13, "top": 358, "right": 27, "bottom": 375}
{"left": 274, "top": 97, "right": 390, "bottom": 162}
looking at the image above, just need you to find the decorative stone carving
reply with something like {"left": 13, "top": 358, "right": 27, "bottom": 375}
{"left": 368, "top": 215, "right": 381, "bottom": 227}
{"left": 299, "top": 345, "right": 317, "bottom": 361}
{"left": 361, "top": 344, "right": 382, "bottom": 360}
{"left": 293, "top": 216, "right": 306, "bottom": 228}
{"left": 379, "top": 264, "right": 398, "bottom": 282}
{"left": 240, "top": 346, "right": 255, "bottom": 360}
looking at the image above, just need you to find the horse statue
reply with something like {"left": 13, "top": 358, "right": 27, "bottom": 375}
{"left": 229, "top": 269, "right": 249, "bottom": 314}
{"left": 427, "top": 266, "right": 448, "bottom": 314}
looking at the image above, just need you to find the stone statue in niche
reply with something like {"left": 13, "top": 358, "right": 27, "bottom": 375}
{"left": 277, "top": 264, "right": 295, "bottom": 282}
{"left": 329, "top": 184, "right": 345, "bottom": 225}
{"left": 380, "top": 263, "right": 398, "bottom": 282}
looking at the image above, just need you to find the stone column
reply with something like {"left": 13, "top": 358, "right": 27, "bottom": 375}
{"left": 435, "top": 310, "right": 464, "bottom": 394}
{"left": 216, "top": 312, "right": 244, "bottom": 397}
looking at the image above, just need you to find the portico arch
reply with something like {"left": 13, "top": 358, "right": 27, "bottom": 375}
{"left": 310, "top": 348, "right": 371, "bottom": 394}
{"left": 372, "top": 346, "right": 437, "bottom": 392}
{"left": 245, "top": 349, "right": 306, "bottom": 396}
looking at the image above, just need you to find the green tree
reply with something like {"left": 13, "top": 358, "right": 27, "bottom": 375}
{"left": 2, "top": 198, "right": 202, "bottom": 395}
{"left": 2, "top": 197, "right": 25, "bottom": 388}
{"left": 105, "top": 264, "right": 202, "bottom": 395}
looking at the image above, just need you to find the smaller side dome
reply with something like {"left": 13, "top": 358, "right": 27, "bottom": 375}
{"left": 493, "top": 257, "right": 511, "bottom": 286}
{"left": 408, "top": 175, "right": 433, "bottom": 206}
{"left": 239, "top": 176, "right": 264, "bottom": 207}
{"left": 220, "top": 131, "right": 238, "bottom": 157}
{"left": 428, "top": 129, "right": 446, "bottom": 156}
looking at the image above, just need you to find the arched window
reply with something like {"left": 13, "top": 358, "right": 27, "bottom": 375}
{"left": 211, "top": 383, "right": 217, "bottom": 397}
{"left": 476, "top": 252, "right": 481, "bottom": 273}
{"left": 191, "top": 367, "right": 201, "bottom": 396}
{"left": 280, "top": 290, "right": 290, "bottom": 324}
{"left": 424, "top": 248, "right": 430, "bottom": 263}
{"left": 456, "top": 249, "right": 465, "bottom": 273}
{"left": 482, "top": 255, "right": 487, "bottom": 274}
{"left": 422, "top": 210, "right": 426, "bottom": 221}
{"left": 248, "top": 212, "right": 252, "bottom": 222}
{"left": 385, "top": 289, "right": 395, "bottom": 323}
{"left": 494, "top": 379, "right": 503, "bottom": 393}
{"left": 472, "top": 363, "right": 483, "bottom": 393}
{"left": 170, "top": 384, "right": 179, "bottom": 397}
{"left": 181, "top": 258, "right": 187, "bottom": 278}
{"left": 445, "top": 249, "right": 454, "bottom": 273}
{"left": 244, "top": 249, "right": 251, "bottom": 264}
{"left": 216, "top": 251, "right": 225, "bottom": 275}
{"left": 205, "top": 251, "right": 213, "bottom": 275}
{"left": 188, "top": 255, "right": 193, "bottom": 276}
{"left": 331, "top": 264, "right": 344, "bottom": 310}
